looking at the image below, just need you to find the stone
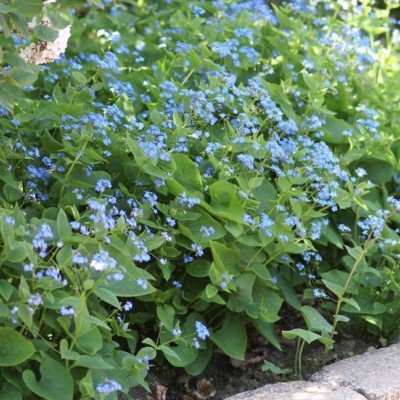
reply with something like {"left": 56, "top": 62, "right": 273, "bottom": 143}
{"left": 312, "top": 343, "right": 400, "bottom": 400}
{"left": 224, "top": 381, "right": 366, "bottom": 400}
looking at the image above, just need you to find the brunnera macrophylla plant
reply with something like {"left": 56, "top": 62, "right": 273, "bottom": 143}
{"left": 1, "top": 0, "right": 400, "bottom": 398}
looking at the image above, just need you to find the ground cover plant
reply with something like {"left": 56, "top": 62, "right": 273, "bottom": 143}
{"left": 1, "top": 0, "right": 400, "bottom": 398}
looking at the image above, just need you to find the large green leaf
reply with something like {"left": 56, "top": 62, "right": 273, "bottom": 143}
{"left": 23, "top": 354, "right": 73, "bottom": 400}
{"left": 252, "top": 319, "right": 281, "bottom": 350}
{"left": 184, "top": 344, "right": 213, "bottom": 375}
{"left": 169, "top": 153, "right": 202, "bottom": 192}
{"left": 282, "top": 329, "right": 321, "bottom": 344}
{"left": 211, "top": 313, "right": 247, "bottom": 360}
{"left": 0, "top": 328, "right": 35, "bottom": 366}
{"left": 355, "top": 159, "right": 394, "bottom": 184}
{"left": 246, "top": 283, "right": 283, "bottom": 323}
{"left": 301, "top": 306, "right": 332, "bottom": 333}
{"left": 209, "top": 241, "right": 240, "bottom": 276}
{"left": 33, "top": 24, "right": 59, "bottom": 42}
{"left": 56, "top": 209, "right": 72, "bottom": 240}
{"left": 208, "top": 180, "right": 245, "bottom": 222}
{"left": 227, "top": 273, "right": 256, "bottom": 312}
{"left": 0, "top": 384, "right": 22, "bottom": 400}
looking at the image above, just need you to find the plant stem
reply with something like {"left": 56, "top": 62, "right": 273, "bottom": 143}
{"left": 323, "top": 242, "right": 372, "bottom": 364}
{"left": 294, "top": 337, "right": 300, "bottom": 378}
{"left": 298, "top": 339, "right": 306, "bottom": 379}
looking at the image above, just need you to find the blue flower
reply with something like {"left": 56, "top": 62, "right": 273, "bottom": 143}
{"left": 95, "top": 179, "right": 112, "bottom": 193}
{"left": 357, "top": 214, "right": 385, "bottom": 238}
{"left": 60, "top": 306, "right": 75, "bottom": 316}
{"left": 200, "top": 226, "right": 215, "bottom": 238}
{"left": 195, "top": 321, "right": 210, "bottom": 340}
{"left": 96, "top": 379, "right": 122, "bottom": 394}
{"left": 312, "top": 288, "right": 327, "bottom": 298}
{"left": 237, "top": 154, "right": 255, "bottom": 170}
{"left": 338, "top": 224, "right": 351, "bottom": 233}
{"left": 178, "top": 192, "right": 201, "bottom": 208}
{"left": 123, "top": 301, "right": 133, "bottom": 311}
{"left": 260, "top": 214, "right": 274, "bottom": 237}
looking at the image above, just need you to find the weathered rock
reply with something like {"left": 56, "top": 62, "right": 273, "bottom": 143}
{"left": 312, "top": 343, "right": 400, "bottom": 400}
{"left": 224, "top": 381, "right": 366, "bottom": 400}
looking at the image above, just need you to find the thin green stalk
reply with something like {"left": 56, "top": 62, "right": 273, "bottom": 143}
{"left": 294, "top": 337, "right": 300, "bottom": 378}
{"left": 59, "top": 139, "right": 89, "bottom": 199}
{"left": 323, "top": 240, "right": 374, "bottom": 364}
{"left": 298, "top": 339, "right": 306, "bottom": 379}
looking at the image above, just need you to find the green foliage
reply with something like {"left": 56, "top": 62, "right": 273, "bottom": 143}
{"left": 0, "top": 328, "right": 35, "bottom": 366}
{"left": 1, "top": 0, "right": 400, "bottom": 397}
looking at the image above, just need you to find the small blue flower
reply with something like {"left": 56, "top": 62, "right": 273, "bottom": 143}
{"left": 338, "top": 224, "right": 351, "bottom": 232}
{"left": 122, "top": 301, "right": 133, "bottom": 311}
{"left": 195, "top": 321, "right": 210, "bottom": 340}
{"left": 96, "top": 379, "right": 122, "bottom": 395}
{"left": 95, "top": 179, "right": 112, "bottom": 193}
{"left": 237, "top": 154, "right": 255, "bottom": 170}
{"left": 312, "top": 288, "right": 327, "bottom": 299}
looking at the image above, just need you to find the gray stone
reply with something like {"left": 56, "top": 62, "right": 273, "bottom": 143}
{"left": 224, "top": 381, "right": 366, "bottom": 400}
{"left": 312, "top": 343, "right": 400, "bottom": 399}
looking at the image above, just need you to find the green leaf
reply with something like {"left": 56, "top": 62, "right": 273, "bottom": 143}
{"left": 0, "top": 81, "right": 22, "bottom": 110}
{"left": 252, "top": 178, "right": 278, "bottom": 212}
{"left": 227, "top": 273, "right": 255, "bottom": 312}
{"left": 76, "top": 327, "right": 103, "bottom": 355}
{"left": 212, "top": 313, "right": 247, "bottom": 360}
{"left": 102, "top": 263, "right": 156, "bottom": 297}
{"left": 10, "top": 65, "right": 38, "bottom": 87}
{"left": 169, "top": 153, "right": 202, "bottom": 192}
{"left": 321, "top": 270, "right": 357, "bottom": 296}
{"left": 3, "top": 183, "right": 23, "bottom": 202}
{"left": 322, "top": 279, "right": 344, "bottom": 298}
{"left": 189, "top": 47, "right": 203, "bottom": 68}
{"left": 0, "top": 280, "right": 14, "bottom": 301}
{"left": 246, "top": 283, "right": 282, "bottom": 323}
{"left": 208, "top": 180, "right": 245, "bottom": 222}
{"left": 355, "top": 159, "right": 394, "bottom": 184}
{"left": 185, "top": 344, "right": 213, "bottom": 375}
{"left": 74, "top": 355, "right": 114, "bottom": 370}
{"left": 357, "top": 267, "right": 381, "bottom": 288}
{"left": 301, "top": 306, "right": 332, "bottom": 333}
{"left": 252, "top": 320, "right": 281, "bottom": 350}
{"left": 262, "top": 360, "right": 292, "bottom": 375}
{"left": 23, "top": 354, "right": 73, "bottom": 400}
{"left": 5, "top": 242, "right": 29, "bottom": 262}
{"left": 156, "top": 305, "right": 175, "bottom": 330}
{"left": 0, "top": 328, "right": 35, "bottom": 366}
{"left": 0, "top": 384, "right": 22, "bottom": 400}
{"left": 209, "top": 240, "right": 240, "bottom": 276}
{"left": 56, "top": 209, "right": 72, "bottom": 240}
{"left": 45, "top": 8, "right": 71, "bottom": 29}
{"left": 93, "top": 287, "right": 121, "bottom": 309}
{"left": 163, "top": 344, "right": 197, "bottom": 367}
{"left": 322, "top": 116, "right": 353, "bottom": 144}
{"left": 345, "top": 245, "right": 363, "bottom": 260}
{"left": 159, "top": 346, "right": 181, "bottom": 362}
{"left": 178, "top": 210, "right": 226, "bottom": 242}
{"left": 342, "top": 297, "right": 361, "bottom": 312}
{"left": 321, "top": 224, "right": 343, "bottom": 249}
{"left": 18, "top": 276, "right": 30, "bottom": 301}
{"left": 9, "top": 0, "right": 42, "bottom": 16}
{"left": 277, "top": 275, "right": 302, "bottom": 311}
{"left": 282, "top": 329, "right": 321, "bottom": 344}
{"left": 33, "top": 24, "right": 59, "bottom": 42}
{"left": 205, "top": 284, "right": 218, "bottom": 298}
